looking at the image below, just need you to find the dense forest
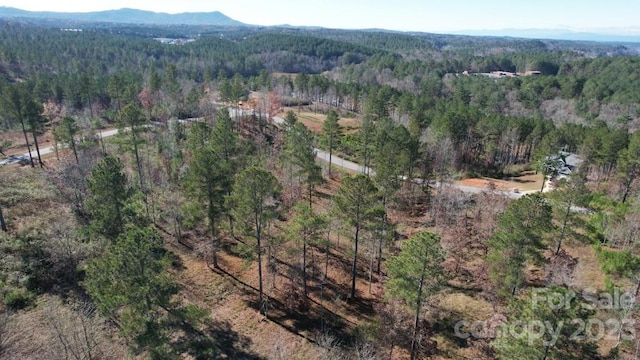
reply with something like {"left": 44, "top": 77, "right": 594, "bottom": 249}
{"left": 2, "top": 18, "right": 640, "bottom": 359}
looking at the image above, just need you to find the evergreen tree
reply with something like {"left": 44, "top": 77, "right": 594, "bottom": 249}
{"left": 24, "top": 96, "right": 46, "bottom": 168}
{"left": 283, "top": 110, "right": 298, "bottom": 131}
{"left": 231, "top": 166, "right": 281, "bottom": 315}
{"left": 333, "top": 174, "right": 381, "bottom": 299}
{"left": 0, "top": 83, "right": 37, "bottom": 167}
{"left": 283, "top": 122, "right": 323, "bottom": 207}
{"left": 107, "top": 73, "right": 125, "bottom": 112}
{"left": 493, "top": 287, "right": 598, "bottom": 360}
{"left": 386, "top": 231, "right": 446, "bottom": 360}
{"left": 548, "top": 172, "right": 590, "bottom": 254}
{"left": 53, "top": 116, "right": 80, "bottom": 165}
{"left": 211, "top": 107, "right": 241, "bottom": 232}
{"left": 116, "top": 104, "right": 147, "bottom": 209}
{"left": 617, "top": 132, "right": 640, "bottom": 204}
{"left": 84, "top": 225, "right": 205, "bottom": 356}
{"left": 287, "top": 201, "right": 328, "bottom": 296}
{"left": 321, "top": 110, "right": 342, "bottom": 177}
{"left": 487, "top": 193, "right": 553, "bottom": 297}
{"left": 85, "top": 156, "right": 132, "bottom": 240}
{"left": 185, "top": 123, "right": 227, "bottom": 269}
{"left": 358, "top": 115, "right": 376, "bottom": 175}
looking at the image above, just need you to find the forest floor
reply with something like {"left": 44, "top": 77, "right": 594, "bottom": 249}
{"left": 165, "top": 174, "right": 399, "bottom": 359}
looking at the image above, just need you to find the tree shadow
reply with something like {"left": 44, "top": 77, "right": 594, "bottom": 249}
{"left": 213, "top": 264, "right": 358, "bottom": 349}
{"left": 169, "top": 315, "right": 264, "bottom": 360}
{"left": 199, "top": 319, "right": 264, "bottom": 359}
{"left": 245, "top": 292, "right": 356, "bottom": 348}
{"left": 431, "top": 310, "right": 469, "bottom": 349}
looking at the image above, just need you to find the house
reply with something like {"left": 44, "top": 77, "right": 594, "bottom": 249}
{"left": 545, "top": 152, "right": 584, "bottom": 180}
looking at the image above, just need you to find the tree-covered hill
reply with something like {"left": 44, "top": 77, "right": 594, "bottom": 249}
{"left": 4, "top": 17, "right": 640, "bottom": 360}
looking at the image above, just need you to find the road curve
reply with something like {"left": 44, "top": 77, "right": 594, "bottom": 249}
{"left": 0, "top": 113, "right": 594, "bottom": 213}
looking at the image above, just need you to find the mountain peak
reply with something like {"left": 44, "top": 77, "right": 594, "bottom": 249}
{"left": 0, "top": 7, "right": 246, "bottom": 26}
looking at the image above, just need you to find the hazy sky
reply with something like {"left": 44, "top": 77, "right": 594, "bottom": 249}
{"left": 1, "top": 0, "right": 639, "bottom": 33}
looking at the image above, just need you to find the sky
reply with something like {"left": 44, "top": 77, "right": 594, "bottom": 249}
{"left": 1, "top": 0, "right": 639, "bottom": 34}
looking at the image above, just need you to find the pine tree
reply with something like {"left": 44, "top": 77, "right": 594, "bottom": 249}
{"left": 387, "top": 231, "right": 446, "bottom": 359}
{"left": 548, "top": 172, "right": 590, "bottom": 255}
{"left": 53, "top": 116, "right": 80, "bottom": 164}
{"left": 333, "top": 174, "right": 381, "bottom": 299}
{"left": 358, "top": 115, "right": 376, "bottom": 175}
{"left": 85, "top": 156, "right": 131, "bottom": 240}
{"left": 231, "top": 166, "right": 281, "bottom": 315}
{"left": 185, "top": 123, "right": 227, "bottom": 268}
{"left": 287, "top": 201, "right": 328, "bottom": 296}
{"left": 493, "top": 287, "right": 598, "bottom": 360}
{"left": 321, "top": 110, "right": 342, "bottom": 177}
{"left": 116, "top": 104, "right": 147, "bottom": 194}
{"left": 24, "top": 95, "right": 46, "bottom": 168}
{"left": 283, "top": 122, "right": 323, "bottom": 207}
{"left": 1, "top": 83, "right": 39, "bottom": 167}
{"left": 487, "top": 193, "right": 553, "bottom": 297}
{"left": 211, "top": 107, "right": 241, "bottom": 233}
{"left": 83, "top": 225, "right": 202, "bottom": 355}
{"left": 618, "top": 132, "right": 640, "bottom": 204}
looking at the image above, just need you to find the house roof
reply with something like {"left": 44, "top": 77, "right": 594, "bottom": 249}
{"left": 564, "top": 153, "right": 584, "bottom": 167}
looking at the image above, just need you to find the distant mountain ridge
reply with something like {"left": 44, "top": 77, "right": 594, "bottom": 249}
{"left": 0, "top": 7, "right": 245, "bottom": 26}
{"left": 451, "top": 28, "right": 640, "bottom": 43}
{"left": 2, "top": 7, "right": 640, "bottom": 44}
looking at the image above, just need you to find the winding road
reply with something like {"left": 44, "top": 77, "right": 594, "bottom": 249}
{"left": 2, "top": 113, "right": 585, "bottom": 208}
{"left": 0, "top": 128, "right": 120, "bottom": 166}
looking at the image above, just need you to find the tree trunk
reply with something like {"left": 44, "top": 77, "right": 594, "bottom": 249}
{"left": 622, "top": 172, "right": 634, "bottom": 204}
{"left": 132, "top": 129, "right": 144, "bottom": 193}
{"left": 98, "top": 128, "right": 106, "bottom": 154}
{"left": 31, "top": 131, "right": 44, "bottom": 168}
{"left": 71, "top": 139, "right": 79, "bottom": 165}
{"left": 19, "top": 119, "right": 35, "bottom": 167}
{"left": 350, "top": 225, "right": 360, "bottom": 299}
{"left": 511, "top": 271, "right": 520, "bottom": 297}
{"left": 368, "top": 239, "right": 375, "bottom": 294}
{"left": 377, "top": 198, "right": 388, "bottom": 274}
{"left": 257, "top": 219, "right": 265, "bottom": 316}
{"left": 556, "top": 202, "right": 572, "bottom": 255}
{"left": 411, "top": 267, "right": 427, "bottom": 360}
{"left": 174, "top": 215, "right": 182, "bottom": 245}
{"left": 211, "top": 225, "right": 218, "bottom": 269}
{"left": 0, "top": 206, "right": 7, "bottom": 232}
{"left": 208, "top": 189, "right": 219, "bottom": 269}
{"left": 328, "top": 134, "right": 333, "bottom": 178}
{"left": 303, "top": 239, "right": 308, "bottom": 296}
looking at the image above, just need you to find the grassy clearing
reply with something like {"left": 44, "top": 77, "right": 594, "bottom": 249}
{"left": 279, "top": 107, "right": 360, "bottom": 135}
{"left": 456, "top": 171, "right": 544, "bottom": 193}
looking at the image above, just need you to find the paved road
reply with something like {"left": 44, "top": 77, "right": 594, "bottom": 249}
{"left": 0, "top": 113, "right": 594, "bottom": 212}
{"left": 0, "top": 128, "right": 120, "bottom": 166}
{"left": 273, "top": 115, "right": 537, "bottom": 199}
{"left": 272, "top": 115, "right": 374, "bottom": 175}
